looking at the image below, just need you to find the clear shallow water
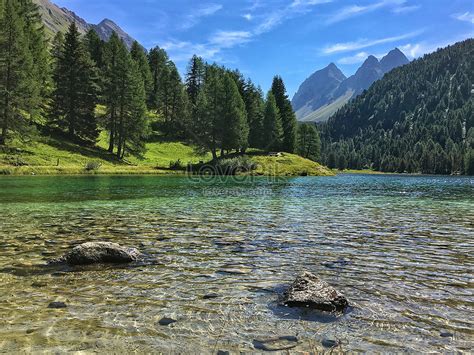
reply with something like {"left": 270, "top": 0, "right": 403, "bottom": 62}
{"left": 0, "top": 174, "right": 473, "bottom": 353}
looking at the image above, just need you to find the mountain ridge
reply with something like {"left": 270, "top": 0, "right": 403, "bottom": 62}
{"left": 292, "top": 48, "right": 409, "bottom": 122}
{"left": 33, "top": 0, "right": 137, "bottom": 48}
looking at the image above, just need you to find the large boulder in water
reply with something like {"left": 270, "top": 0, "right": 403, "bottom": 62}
{"left": 282, "top": 272, "right": 348, "bottom": 312}
{"left": 50, "top": 242, "right": 141, "bottom": 266}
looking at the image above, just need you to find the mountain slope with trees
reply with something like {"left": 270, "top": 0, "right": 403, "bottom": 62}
{"left": 0, "top": 0, "right": 330, "bottom": 176}
{"left": 321, "top": 39, "right": 474, "bottom": 175}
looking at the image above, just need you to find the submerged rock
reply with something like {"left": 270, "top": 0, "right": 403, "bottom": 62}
{"left": 49, "top": 242, "right": 141, "bottom": 266}
{"left": 321, "top": 338, "right": 340, "bottom": 348}
{"left": 440, "top": 329, "right": 454, "bottom": 338}
{"left": 282, "top": 272, "right": 348, "bottom": 312}
{"left": 253, "top": 336, "right": 299, "bottom": 351}
{"left": 158, "top": 317, "right": 177, "bottom": 326}
{"left": 48, "top": 301, "right": 67, "bottom": 309}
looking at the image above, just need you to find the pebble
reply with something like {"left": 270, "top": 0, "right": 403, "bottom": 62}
{"left": 321, "top": 338, "right": 339, "bottom": 348}
{"left": 48, "top": 301, "right": 67, "bottom": 309}
{"left": 440, "top": 330, "right": 454, "bottom": 338}
{"left": 253, "top": 336, "right": 298, "bottom": 351}
{"left": 203, "top": 293, "right": 220, "bottom": 299}
{"left": 158, "top": 317, "right": 177, "bottom": 326}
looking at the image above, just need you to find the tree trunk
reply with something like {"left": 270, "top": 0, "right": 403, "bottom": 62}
{"left": 108, "top": 109, "right": 115, "bottom": 153}
{"left": 211, "top": 149, "right": 217, "bottom": 160}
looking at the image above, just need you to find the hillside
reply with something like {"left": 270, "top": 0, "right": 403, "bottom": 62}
{"left": 33, "top": 0, "right": 137, "bottom": 47}
{"left": 0, "top": 136, "right": 332, "bottom": 176}
{"left": 320, "top": 39, "right": 474, "bottom": 175}
{"left": 293, "top": 49, "right": 409, "bottom": 122}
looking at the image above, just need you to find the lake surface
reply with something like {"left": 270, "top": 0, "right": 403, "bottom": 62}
{"left": 0, "top": 174, "right": 473, "bottom": 353}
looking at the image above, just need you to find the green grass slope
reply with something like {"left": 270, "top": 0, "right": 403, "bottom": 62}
{"left": 0, "top": 136, "right": 333, "bottom": 177}
{"left": 0, "top": 135, "right": 210, "bottom": 175}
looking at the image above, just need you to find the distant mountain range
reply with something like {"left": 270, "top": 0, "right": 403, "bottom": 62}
{"left": 292, "top": 48, "right": 409, "bottom": 122}
{"left": 34, "top": 0, "right": 137, "bottom": 48}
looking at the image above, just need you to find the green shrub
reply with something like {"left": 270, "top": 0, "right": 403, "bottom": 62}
{"left": 214, "top": 156, "right": 257, "bottom": 175}
{"left": 84, "top": 161, "right": 102, "bottom": 172}
{"left": 169, "top": 159, "right": 185, "bottom": 170}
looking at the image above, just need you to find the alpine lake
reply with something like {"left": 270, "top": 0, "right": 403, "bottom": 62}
{"left": 0, "top": 174, "right": 473, "bottom": 353}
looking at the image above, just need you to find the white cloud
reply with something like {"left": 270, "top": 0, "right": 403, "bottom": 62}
{"left": 210, "top": 31, "right": 253, "bottom": 48}
{"left": 322, "top": 30, "right": 424, "bottom": 54}
{"left": 163, "top": 0, "right": 332, "bottom": 64}
{"left": 254, "top": 0, "right": 333, "bottom": 34}
{"left": 452, "top": 12, "right": 474, "bottom": 24}
{"left": 326, "top": 0, "right": 405, "bottom": 24}
{"left": 392, "top": 5, "right": 420, "bottom": 14}
{"left": 337, "top": 51, "right": 370, "bottom": 64}
{"left": 180, "top": 3, "right": 223, "bottom": 30}
{"left": 400, "top": 34, "right": 472, "bottom": 59}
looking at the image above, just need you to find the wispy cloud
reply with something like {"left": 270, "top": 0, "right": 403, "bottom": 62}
{"left": 452, "top": 12, "right": 474, "bottom": 24}
{"left": 326, "top": 0, "right": 406, "bottom": 24}
{"left": 400, "top": 33, "right": 473, "bottom": 59}
{"left": 337, "top": 51, "right": 370, "bottom": 64}
{"left": 209, "top": 31, "right": 253, "bottom": 48}
{"left": 163, "top": 0, "right": 332, "bottom": 64}
{"left": 393, "top": 5, "right": 420, "bottom": 14}
{"left": 322, "top": 30, "right": 424, "bottom": 54}
{"left": 180, "top": 3, "right": 223, "bottom": 30}
{"left": 254, "top": 0, "right": 333, "bottom": 34}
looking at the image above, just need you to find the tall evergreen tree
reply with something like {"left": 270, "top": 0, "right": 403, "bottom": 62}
{"left": 297, "top": 123, "right": 321, "bottom": 162}
{"left": 262, "top": 91, "right": 283, "bottom": 151}
{"left": 20, "top": 0, "right": 50, "bottom": 116}
{"left": 159, "top": 62, "right": 189, "bottom": 136}
{"left": 221, "top": 73, "right": 248, "bottom": 154}
{"left": 243, "top": 80, "right": 265, "bottom": 149}
{"left": 194, "top": 64, "right": 224, "bottom": 159}
{"left": 271, "top": 76, "right": 297, "bottom": 153}
{"left": 103, "top": 32, "right": 122, "bottom": 152}
{"left": 0, "top": 0, "right": 48, "bottom": 145}
{"left": 130, "top": 41, "right": 152, "bottom": 104}
{"left": 185, "top": 55, "right": 205, "bottom": 106}
{"left": 116, "top": 59, "right": 147, "bottom": 159}
{"left": 84, "top": 29, "right": 104, "bottom": 68}
{"left": 148, "top": 46, "right": 169, "bottom": 110}
{"left": 50, "top": 22, "right": 99, "bottom": 142}
{"left": 103, "top": 33, "right": 148, "bottom": 158}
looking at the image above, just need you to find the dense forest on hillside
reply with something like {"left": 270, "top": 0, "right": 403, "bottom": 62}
{"left": 321, "top": 39, "right": 474, "bottom": 175}
{"left": 1, "top": 0, "right": 323, "bottom": 166}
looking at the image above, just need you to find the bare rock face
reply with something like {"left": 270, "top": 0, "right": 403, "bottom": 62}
{"left": 50, "top": 242, "right": 140, "bottom": 266}
{"left": 283, "top": 272, "right": 348, "bottom": 312}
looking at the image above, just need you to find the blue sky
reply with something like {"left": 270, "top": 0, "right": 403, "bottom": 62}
{"left": 54, "top": 0, "right": 473, "bottom": 97}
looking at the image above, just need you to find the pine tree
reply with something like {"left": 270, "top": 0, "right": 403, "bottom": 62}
{"left": 297, "top": 123, "right": 321, "bottom": 161}
{"left": 21, "top": 0, "right": 50, "bottom": 116}
{"left": 271, "top": 76, "right": 297, "bottom": 153}
{"left": 50, "top": 31, "right": 64, "bottom": 62}
{"left": 84, "top": 29, "right": 104, "bottom": 68}
{"left": 221, "top": 73, "right": 248, "bottom": 154}
{"left": 0, "top": 0, "right": 48, "bottom": 145}
{"left": 116, "top": 59, "right": 147, "bottom": 159}
{"left": 160, "top": 62, "right": 188, "bottom": 136}
{"left": 130, "top": 41, "right": 152, "bottom": 104}
{"left": 103, "top": 33, "right": 148, "bottom": 158}
{"left": 185, "top": 55, "right": 205, "bottom": 106}
{"left": 243, "top": 80, "right": 265, "bottom": 149}
{"left": 103, "top": 32, "right": 122, "bottom": 152}
{"left": 148, "top": 46, "right": 169, "bottom": 110}
{"left": 194, "top": 64, "right": 224, "bottom": 160}
{"left": 262, "top": 91, "right": 283, "bottom": 151}
{"left": 50, "top": 22, "right": 99, "bottom": 142}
